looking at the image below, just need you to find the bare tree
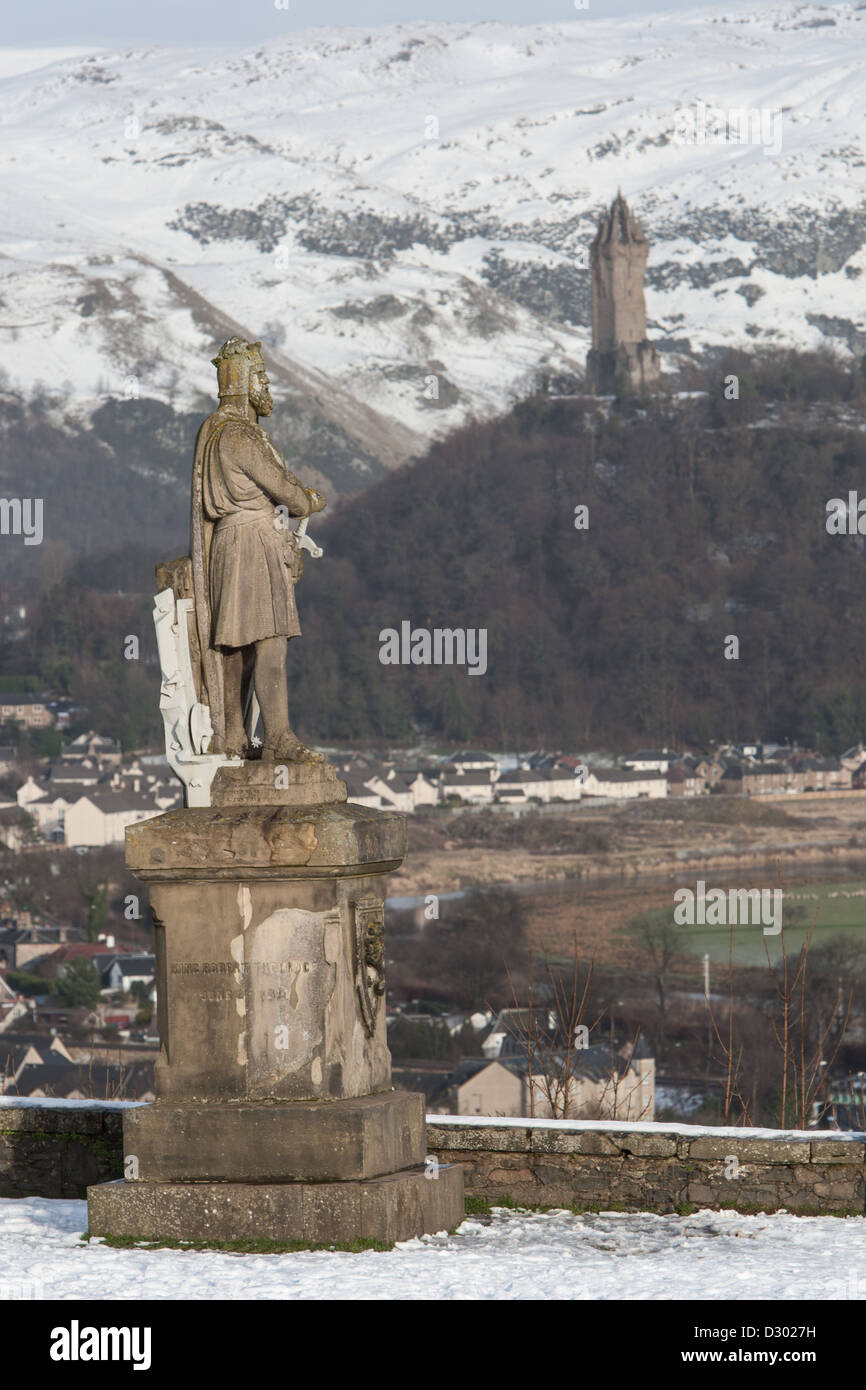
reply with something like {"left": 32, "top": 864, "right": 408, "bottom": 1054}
{"left": 703, "top": 922, "right": 752, "bottom": 1125}
{"left": 502, "top": 934, "right": 600, "bottom": 1119}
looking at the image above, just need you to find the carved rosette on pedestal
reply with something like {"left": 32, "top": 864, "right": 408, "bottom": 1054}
{"left": 353, "top": 897, "right": 386, "bottom": 1037}
{"left": 86, "top": 767, "right": 463, "bottom": 1246}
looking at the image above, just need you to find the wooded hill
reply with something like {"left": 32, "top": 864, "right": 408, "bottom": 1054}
{"left": 5, "top": 349, "right": 866, "bottom": 753}
{"left": 283, "top": 350, "right": 866, "bottom": 751}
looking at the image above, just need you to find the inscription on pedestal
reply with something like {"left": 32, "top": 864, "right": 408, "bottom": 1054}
{"left": 173, "top": 958, "right": 319, "bottom": 1003}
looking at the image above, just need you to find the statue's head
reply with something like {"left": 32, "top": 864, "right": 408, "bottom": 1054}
{"left": 212, "top": 337, "right": 273, "bottom": 416}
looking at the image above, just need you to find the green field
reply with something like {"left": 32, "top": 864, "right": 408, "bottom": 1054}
{"left": 644, "top": 878, "right": 866, "bottom": 967}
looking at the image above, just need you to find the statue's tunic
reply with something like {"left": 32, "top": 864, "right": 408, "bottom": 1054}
{"left": 199, "top": 409, "right": 311, "bottom": 649}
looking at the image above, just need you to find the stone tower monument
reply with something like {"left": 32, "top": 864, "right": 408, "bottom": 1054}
{"left": 87, "top": 338, "right": 462, "bottom": 1247}
{"left": 586, "top": 192, "right": 660, "bottom": 395}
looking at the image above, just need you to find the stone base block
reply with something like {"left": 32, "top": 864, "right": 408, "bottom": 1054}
{"left": 87, "top": 1165, "right": 464, "bottom": 1247}
{"left": 211, "top": 760, "right": 348, "bottom": 808}
{"left": 124, "top": 1092, "right": 425, "bottom": 1183}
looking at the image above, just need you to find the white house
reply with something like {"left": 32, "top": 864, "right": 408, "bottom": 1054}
{"left": 363, "top": 771, "right": 415, "bottom": 814}
{"left": 404, "top": 771, "right": 440, "bottom": 809}
{"left": 46, "top": 759, "right": 103, "bottom": 794}
{"left": 495, "top": 768, "right": 582, "bottom": 804}
{"left": 457, "top": 1043, "right": 655, "bottom": 1121}
{"left": 0, "top": 973, "right": 32, "bottom": 1033}
{"left": 16, "top": 777, "right": 71, "bottom": 836}
{"left": 540, "top": 768, "right": 583, "bottom": 802}
{"left": 104, "top": 955, "right": 156, "bottom": 994}
{"left": 494, "top": 770, "right": 544, "bottom": 803}
{"left": 583, "top": 768, "right": 667, "bottom": 799}
{"left": 61, "top": 731, "right": 122, "bottom": 764}
{"left": 64, "top": 791, "right": 163, "bottom": 848}
{"left": 439, "top": 770, "right": 496, "bottom": 804}
{"left": 17, "top": 775, "right": 50, "bottom": 809}
{"left": 345, "top": 776, "right": 383, "bottom": 810}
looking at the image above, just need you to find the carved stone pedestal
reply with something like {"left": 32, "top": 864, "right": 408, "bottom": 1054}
{"left": 86, "top": 770, "right": 463, "bottom": 1246}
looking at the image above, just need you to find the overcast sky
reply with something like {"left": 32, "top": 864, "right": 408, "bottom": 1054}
{"left": 0, "top": 0, "right": 730, "bottom": 47}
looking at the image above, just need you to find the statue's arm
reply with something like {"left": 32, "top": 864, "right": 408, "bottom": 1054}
{"left": 229, "top": 427, "right": 313, "bottom": 517}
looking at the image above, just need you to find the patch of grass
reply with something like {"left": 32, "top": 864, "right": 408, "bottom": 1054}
{"left": 464, "top": 1196, "right": 492, "bottom": 1216}
{"left": 441, "top": 811, "right": 610, "bottom": 855}
{"left": 465, "top": 1194, "right": 532, "bottom": 1214}
{"left": 83, "top": 1232, "right": 392, "bottom": 1254}
{"left": 674, "top": 1201, "right": 695, "bottom": 1216}
{"left": 569, "top": 1199, "right": 629, "bottom": 1215}
{"left": 628, "top": 798, "right": 802, "bottom": 829}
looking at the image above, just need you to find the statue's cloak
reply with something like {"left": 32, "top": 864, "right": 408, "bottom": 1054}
{"left": 190, "top": 408, "right": 232, "bottom": 752}
{"left": 191, "top": 404, "right": 299, "bottom": 751}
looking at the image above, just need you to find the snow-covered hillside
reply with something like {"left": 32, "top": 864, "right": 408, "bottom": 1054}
{"left": 1, "top": 1, "right": 865, "bottom": 476}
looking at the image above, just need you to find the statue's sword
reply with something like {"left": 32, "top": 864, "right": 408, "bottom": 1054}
{"left": 294, "top": 515, "right": 323, "bottom": 559}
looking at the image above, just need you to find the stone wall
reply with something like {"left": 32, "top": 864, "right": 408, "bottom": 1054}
{"left": 0, "top": 1101, "right": 126, "bottom": 1199}
{"left": 427, "top": 1118, "right": 866, "bottom": 1215}
{"left": 3, "top": 1102, "right": 865, "bottom": 1215}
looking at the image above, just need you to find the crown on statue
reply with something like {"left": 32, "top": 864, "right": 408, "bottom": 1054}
{"left": 212, "top": 337, "right": 266, "bottom": 398}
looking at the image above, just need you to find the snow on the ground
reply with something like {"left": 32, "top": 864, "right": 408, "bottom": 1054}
{"left": 427, "top": 1112, "right": 866, "bottom": 1142}
{"left": 1, "top": 1198, "right": 864, "bottom": 1301}
{"left": 0, "top": 1098, "right": 143, "bottom": 1112}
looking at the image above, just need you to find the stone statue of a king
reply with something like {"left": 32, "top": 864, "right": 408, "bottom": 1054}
{"left": 87, "top": 333, "right": 464, "bottom": 1249}
{"left": 191, "top": 336, "right": 326, "bottom": 762}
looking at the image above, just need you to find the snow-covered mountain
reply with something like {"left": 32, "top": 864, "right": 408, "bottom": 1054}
{"left": 1, "top": 2, "right": 865, "bottom": 486}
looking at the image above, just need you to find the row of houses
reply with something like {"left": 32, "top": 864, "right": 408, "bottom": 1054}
{"left": 0, "top": 926, "right": 157, "bottom": 1060}
{"left": 0, "top": 924, "right": 155, "bottom": 999}
{"left": 11, "top": 733, "right": 179, "bottom": 847}
{"left": 337, "top": 752, "right": 669, "bottom": 811}
{"left": 0, "top": 918, "right": 83, "bottom": 972}
{"left": 33, "top": 943, "right": 157, "bottom": 999}
{"left": 386, "top": 1005, "right": 656, "bottom": 1119}
{"left": 0, "top": 1033, "right": 155, "bottom": 1099}
{"left": 6, "top": 734, "right": 866, "bottom": 843}
{"left": 609, "top": 744, "right": 862, "bottom": 796}
{"left": 337, "top": 742, "right": 866, "bottom": 812}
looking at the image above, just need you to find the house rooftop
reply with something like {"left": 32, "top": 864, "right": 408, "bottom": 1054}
{"left": 345, "top": 776, "right": 379, "bottom": 799}
{"left": 588, "top": 767, "right": 666, "bottom": 782}
{"left": 80, "top": 791, "right": 160, "bottom": 814}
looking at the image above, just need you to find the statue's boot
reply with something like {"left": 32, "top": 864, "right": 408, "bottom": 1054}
{"left": 262, "top": 728, "right": 325, "bottom": 764}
